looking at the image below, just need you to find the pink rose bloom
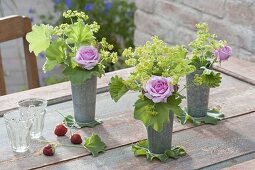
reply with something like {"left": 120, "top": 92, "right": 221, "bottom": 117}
{"left": 144, "top": 76, "right": 174, "bottom": 103}
{"left": 73, "top": 46, "right": 100, "bottom": 70}
{"left": 214, "top": 46, "right": 232, "bottom": 62}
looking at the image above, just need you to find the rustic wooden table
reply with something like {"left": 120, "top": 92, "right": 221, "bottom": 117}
{"left": 0, "top": 58, "right": 254, "bottom": 170}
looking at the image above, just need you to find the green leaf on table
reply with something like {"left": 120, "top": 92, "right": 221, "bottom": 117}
{"left": 109, "top": 76, "right": 129, "bottom": 102}
{"left": 63, "top": 115, "right": 102, "bottom": 128}
{"left": 63, "top": 66, "right": 100, "bottom": 84}
{"left": 202, "top": 69, "right": 222, "bottom": 88}
{"left": 177, "top": 107, "right": 224, "bottom": 126}
{"left": 134, "top": 95, "right": 181, "bottom": 132}
{"left": 65, "top": 22, "right": 95, "bottom": 45}
{"left": 131, "top": 140, "right": 186, "bottom": 162}
{"left": 165, "top": 146, "right": 187, "bottom": 159}
{"left": 26, "top": 24, "right": 53, "bottom": 56}
{"left": 84, "top": 133, "right": 107, "bottom": 157}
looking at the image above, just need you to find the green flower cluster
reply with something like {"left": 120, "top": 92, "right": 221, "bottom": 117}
{"left": 189, "top": 23, "right": 226, "bottom": 69}
{"left": 26, "top": 10, "right": 118, "bottom": 84}
{"left": 189, "top": 23, "right": 227, "bottom": 88}
{"left": 122, "top": 36, "right": 195, "bottom": 90}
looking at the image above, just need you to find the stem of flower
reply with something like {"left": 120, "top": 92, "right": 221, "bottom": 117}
{"left": 208, "top": 57, "right": 217, "bottom": 68}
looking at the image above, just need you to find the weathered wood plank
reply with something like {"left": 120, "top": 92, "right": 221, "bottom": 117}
{"left": 222, "top": 158, "right": 255, "bottom": 170}
{"left": 0, "top": 74, "right": 255, "bottom": 169}
{"left": 214, "top": 57, "right": 255, "bottom": 86}
{"left": 39, "top": 111, "right": 255, "bottom": 170}
{"left": 0, "top": 67, "right": 134, "bottom": 116}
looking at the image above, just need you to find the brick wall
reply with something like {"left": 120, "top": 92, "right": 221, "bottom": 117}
{"left": 134, "top": 0, "right": 255, "bottom": 61}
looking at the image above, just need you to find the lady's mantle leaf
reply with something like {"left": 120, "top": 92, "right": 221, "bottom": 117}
{"left": 109, "top": 76, "right": 129, "bottom": 102}
{"left": 84, "top": 133, "right": 107, "bottom": 157}
{"left": 134, "top": 95, "right": 181, "bottom": 132}
{"left": 63, "top": 115, "right": 102, "bottom": 128}
{"left": 43, "top": 59, "right": 58, "bottom": 73}
{"left": 26, "top": 24, "right": 53, "bottom": 56}
{"left": 43, "top": 40, "right": 66, "bottom": 72}
{"left": 132, "top": 140, "right": 186, "bottom": 162}
{"left": 63, "top": 66, "right": 100, "bottom": 84}
{"left": 65, "top": 22, "right": 95, "bottom": 45}
{"left": 202, "top": 69, "right": 222, "bottom": 88}
{"left": 177, "top": 107, "right": 224, "bottom": 125}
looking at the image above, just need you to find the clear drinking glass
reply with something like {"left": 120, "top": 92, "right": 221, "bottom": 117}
{"left": 18, "top": 98, "right": 47, "bottom": 139}
{"left": 4, "top": 110, "right": 34, "bottom": 153}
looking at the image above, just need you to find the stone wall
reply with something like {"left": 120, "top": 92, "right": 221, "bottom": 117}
{"left": 134, "top": 0, "right": 255, "bottom": 61}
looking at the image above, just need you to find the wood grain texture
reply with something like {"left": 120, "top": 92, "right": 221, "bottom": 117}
{"left": 0, "top": 67, "right": 134, "bottom": 116}
{"left": 0, "top": 74, "right": 255, "bottom": 169}
{"left": 214, "top": 57, "right": 255, "bottom": 85}
{"left": 222, "top": 159, "right": 255, "bottom": 170}
{"left": 39, "top": 111, "right": 255, "bottom": 170}
{"left": 0, "top": 50, "right": 6, "bottom": 95}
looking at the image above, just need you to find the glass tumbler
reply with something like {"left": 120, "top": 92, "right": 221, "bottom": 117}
{"left": 18, "top": 98, "right": 47, "bottom": 139}
{"left": 4, "top": 110, "right": 34, "bottom": 153}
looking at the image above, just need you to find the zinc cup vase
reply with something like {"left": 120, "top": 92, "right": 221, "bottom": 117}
{"left": 186, "top": 69, "right": 210, "bottom": 117}
{"left": 71, "top": 76, "right": 97, "bottom": 123}
{"left": 147, "top": 111, "right": 174, "bottom": 154}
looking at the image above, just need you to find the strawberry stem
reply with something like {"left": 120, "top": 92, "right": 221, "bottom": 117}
{"left": 36, "top": 139, "right": 56, "bottom": 144}
{"left": 61, "top": 144, "right": 84, "bottom": 148}
{"left": 55, "top": 110, "right": 65, "bottom": 118}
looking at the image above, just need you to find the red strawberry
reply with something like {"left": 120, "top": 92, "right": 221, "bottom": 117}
{"left": 70, "top": 133, "right": 82, "bottom": 144}
{"left": 54, "top": 123, "right": 68, "bottom": 136}
{"left": 43, "top": 144, "right": 55, "bottom": 156}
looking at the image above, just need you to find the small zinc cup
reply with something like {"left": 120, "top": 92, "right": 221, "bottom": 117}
{"left": 18, "top": 98, "right": 47, "bottom": 139}
{"left": 4, "top": 110, "right": 34, "bottom": 153}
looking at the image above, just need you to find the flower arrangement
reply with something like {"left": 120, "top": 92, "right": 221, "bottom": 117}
{"left": 178, "top": 23, "right": 232, "bottom": 125}
{"left": 26, "top": 10, "right": 118, "bottom": 84}
{"left": 109, "top": 36, "right": 195, "bottom": 160}
{"left": 189, "top": 23, "right": 232, "bottom": 88}
{"left": 110, "top": 36, "right": 195, "bottom": 131}
{"left": 31, "top": 0, "right": 135, "bottom": 72}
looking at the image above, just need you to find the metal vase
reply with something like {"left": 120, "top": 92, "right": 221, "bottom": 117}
{"left": 71, "top": 76, "right": 97, "bottom": 123}
{"left": 147, "top": 111, "right": 174, "bottom": 154}
{"left": 186, "top": 69, "right": 210, "bottom": 117}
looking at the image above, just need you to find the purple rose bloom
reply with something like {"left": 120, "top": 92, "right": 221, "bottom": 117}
{"left": 144, "top": 76, "right": 174, "bottom": 103}
{"left": 73, "top": 46, "right": 100, "bottom": 70}
{"left": 214, "top": 46, "right": 232, "bottom": 62}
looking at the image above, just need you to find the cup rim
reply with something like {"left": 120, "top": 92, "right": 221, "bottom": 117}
{"left": 18, "top": 98, "right": 47, "bottom": 108}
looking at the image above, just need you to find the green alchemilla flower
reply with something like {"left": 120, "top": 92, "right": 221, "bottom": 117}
{"left": 26, "top": 10, "right": 118, "bottom": 84}
{"left": 189, "top": 23, "right": 232, "bottom": 88}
